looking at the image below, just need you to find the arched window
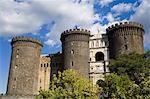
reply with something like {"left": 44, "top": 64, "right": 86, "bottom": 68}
{"left": 95, "top": 52, "right": 104, "bottom": 61}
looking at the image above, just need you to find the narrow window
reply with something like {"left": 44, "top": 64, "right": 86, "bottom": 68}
{"left": 47, "top": 63, "right": 49, "bottom": 67}
{"left": 71, "top": 50, "right": 74, "bottom": 54}
{"left": 41, "top": 64, "right": 43, "bottom": 67}
{"left": 44, "top": 64, "right": 46, "bottom": 67}
{"left": 16, "top": 49, "right": 19, "bottom": 58}
{"left": 14, "top": 78, "right": 16, "bottom": 81}
{"left": 72, "top": 61, "right": 73, "bottom": 66}
{"left": 124, "top": 36, "right": 127, "bottom": 40}
{"left": 125, "top": 45, "right": 128, "bottom": 50}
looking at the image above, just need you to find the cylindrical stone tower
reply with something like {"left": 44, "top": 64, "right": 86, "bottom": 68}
{"left": 106, "top": 21, "right": 144, "bottom": 58}
{"left": 7, "top": 36, "right": 43, "bottom": 95}
{"left": 61, "top": 28, "right": 90, "bottom": 78}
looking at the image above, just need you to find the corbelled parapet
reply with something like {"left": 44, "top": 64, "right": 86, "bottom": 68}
{"left": 62, "top": 28, "right": 90, "bottom": 35}
{"left": 106, "top": 21, "right": 144, "bottom": 58}
{"left": 61, "top": 28, "right": 90, "bottom": 41}
{"left": 11, "top": 36, "right": 43, "bottom": 47}
{"left": 106, "top": 21, "right": 144, "bottom": 32}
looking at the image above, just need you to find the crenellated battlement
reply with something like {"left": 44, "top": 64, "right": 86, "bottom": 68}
{"left": 11, "top": 36, "right": 43, "bottom": 46}
{"left": 62, "top": 28, "right": 90, "bottom": 36}
{"left": 106, "top": 21, "right": 144, "bottom": 32}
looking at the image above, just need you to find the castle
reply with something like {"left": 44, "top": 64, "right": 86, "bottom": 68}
{"left": 6, "top": 21, "right": 144, "bottom": 96}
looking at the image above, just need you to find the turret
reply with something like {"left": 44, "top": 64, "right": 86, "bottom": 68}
{"left": 61, "top": 28, "right": 90, "bottom": 78}
{"left": 7, "top": 36, "right": 43, "bottom": 95}
{"left": 106, "top": 21, "right": 144, "bottom": 58}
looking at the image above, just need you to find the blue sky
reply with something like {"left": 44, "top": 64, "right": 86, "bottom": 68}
{"left": 0, "top": 0, "right": 150, "bottom": 94}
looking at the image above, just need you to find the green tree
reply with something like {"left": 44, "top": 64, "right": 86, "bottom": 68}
{"left": 100, "top": 52, "right": 150, "bottom": 99}
{"left": 37, "top": 69, "right": 100, "bottom": 99}
{"left": 145, "top": 50, "right": 150, "bottom": 62}
{"left": 138, "top": 75, "right": 150, "bottom": 98}
{"left": 102, "top": 73, "right": 142, "bottom": 99}
{"left": 108, "top": 53, "right": 150, "bottom": 84}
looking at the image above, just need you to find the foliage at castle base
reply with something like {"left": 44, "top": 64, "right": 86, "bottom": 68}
{"left": 36, "top": 69, "right": 100, "bottom": 99}
{"left": 109, "top": 52, "right": 150, "bottom": 84}
{"left": 98, "top": 52, "right": 150, "bottom": 99}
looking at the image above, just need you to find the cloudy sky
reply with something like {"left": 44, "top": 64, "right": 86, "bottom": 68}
{"left": 0, "top": 0, "right": 150, "bottom": 93}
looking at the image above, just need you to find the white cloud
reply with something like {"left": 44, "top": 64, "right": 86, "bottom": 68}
{"left": 89, "top": 23, "right": 105, "bottom": 34}
{"left": 105, "top": 12, "right": 115, "bottom": 22}
{"left": 130, "top": 0, "right": 150, "bottom": 49}
{"left": 44, "top": 39, "right": 56, "bottom": 47}
{"left": 97, "top": 0, "right": 114, "bottom": 7}
{"left": 0, "top": 0, "right": 98, "bottom": 46}
{"left": 112, "top": 3, "right": 133, "bottom": 15}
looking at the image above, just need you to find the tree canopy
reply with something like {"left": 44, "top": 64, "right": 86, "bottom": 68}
{"left": 36, "top": 69, "right": 100, "bottom": 99}
{"left": 37, "top": 52, "right": 150, "bottom": 99}
{"left": 98, "top": 52, "right": 150, "bottom": 98}
{"left": 108, "top": 53, "right": 150, "bottom": 84}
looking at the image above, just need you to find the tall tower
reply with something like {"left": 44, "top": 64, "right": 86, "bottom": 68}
{"left": 7, "top": 37, "right": 43, "bottom": 95}
{"left": 106, "top": 21, "right": 144, "bottom": 58}
{"left": 61, "top": 28, "right": 90, "bottom": 78}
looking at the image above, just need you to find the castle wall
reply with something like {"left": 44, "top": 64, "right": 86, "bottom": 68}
{"left": 50, "top": 52, "right": 63, "bottom": 78}
{"left": 106, "top": 22, "right": 144, "bottom": 58}
{"left": 61, "top": 29, "right": 90, "bottom": 78}
{"left": 7, "top": 37, "right": 43, "bottom": 95}
{"left": 38, "top": 55, "right": 51, "bottom": 91}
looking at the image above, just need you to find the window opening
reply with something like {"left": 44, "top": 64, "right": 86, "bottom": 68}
{"left": 95, "top": 52, "right": 104, "bottom": 61}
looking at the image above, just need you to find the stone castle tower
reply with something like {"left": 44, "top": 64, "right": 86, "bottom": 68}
{"left": 61, "top": 28, "right": 90, "bottom": 78}
{"left": 7, "top": 37, "right": 43, "bottom": 95}
{"left": 106, "top": 22, "right": 144, "bottom": 58}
